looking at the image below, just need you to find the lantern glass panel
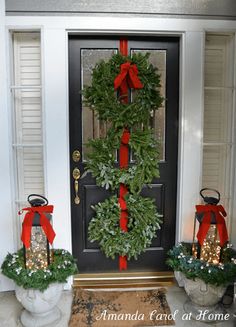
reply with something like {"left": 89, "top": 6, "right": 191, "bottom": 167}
{"left": 200, "top": 225, "right": 221, "bottom": 264}
{"left": 25, "top": 226, "right": 50, "bottom": 270}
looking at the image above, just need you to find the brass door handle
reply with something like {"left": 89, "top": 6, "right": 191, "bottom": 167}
{"left": 73, "top": 168, "right": 80, "bottom": 205}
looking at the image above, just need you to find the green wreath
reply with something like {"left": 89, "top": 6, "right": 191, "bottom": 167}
{"left": 83, "top": 52, "right": 163, "bottom": 261}
{"left": 89, "top": 195, "right": 162, "bottom": 260}
{"left": 85, "top": 128, "right": 159, "bottom": 194}
{"left": 84, "top": 52, "right": 163, "bottom": 128}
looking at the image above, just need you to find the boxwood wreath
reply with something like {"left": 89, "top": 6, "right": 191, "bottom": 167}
{"left": 1, "top": 249, "right": 78, "bottom": 291}
{"left": 84, "top": 52, "right": 163, "bottom": 128}
{"left": 83, "top": 52, "right": 163, "bottom": 261}
{"left": 89, "top": 195, "right": 161, "bottom": 260}
{"left": 85, "top": 127, "right": 159, "bottom": 194}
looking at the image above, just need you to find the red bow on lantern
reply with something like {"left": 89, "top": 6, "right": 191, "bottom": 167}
{"left": 196, "top": 204, "right": 228, "bottom": 246}
{"left": 19, "top": 205, "right": 56, "bottom": 248}
{"left": 114, "top": 62, "right": 143, "bottom": 96}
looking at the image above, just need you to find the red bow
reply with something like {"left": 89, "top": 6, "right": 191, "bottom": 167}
{"left": 196, "top": 204, "right": 228, "bottom": 246}
{"left": 19, "top": 206, "right": 56, "bottom": 248}
{"left": 114, "top": 62, "right": 143, "bottom": 96}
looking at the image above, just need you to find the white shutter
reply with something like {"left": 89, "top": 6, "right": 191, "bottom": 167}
{"left": 13, "top": 32, "right": 44, "bottom": 201}
{"left": 12, "top": 32, "right": 44, "bottom": 246}
{"left": 202, "top": 34, "right": 234, "bottom": 212}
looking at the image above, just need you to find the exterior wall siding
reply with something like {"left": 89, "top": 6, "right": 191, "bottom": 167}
{"left": 5, "top": 0, "right": 236, "bottom": 19}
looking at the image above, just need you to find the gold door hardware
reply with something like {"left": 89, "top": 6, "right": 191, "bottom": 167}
{"left": 72, "top": 150, "right": 81, "bottom": 162}
{"left": 73, "top": 167, "right": 81, "bottom": 205}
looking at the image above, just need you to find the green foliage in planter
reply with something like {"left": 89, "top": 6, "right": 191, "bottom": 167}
{"left": 1, "top": 249, "right": 78, "bottom": 291}
{"left": 167, "top": 243, "right": 236, "bottom": 286}
{"left": 89, "top": 194, "right": 162, "bottom": 260}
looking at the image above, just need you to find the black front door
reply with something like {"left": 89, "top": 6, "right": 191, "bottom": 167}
{"left": 69, "top": 36, "right": 179, "bottom": 273}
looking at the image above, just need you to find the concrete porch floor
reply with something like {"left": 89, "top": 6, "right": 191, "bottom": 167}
{"left": 0, "top": 284, "right": 235, "bottom": 327}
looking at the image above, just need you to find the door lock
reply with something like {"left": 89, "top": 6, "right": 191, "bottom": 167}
{"left": 72, "top": 167, "right": 81, "bottom": 205}
{"left": 72, "top": 150, "right": 81, "bottom": 162}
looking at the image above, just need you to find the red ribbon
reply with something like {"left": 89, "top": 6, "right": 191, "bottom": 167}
{"left": 19, "top": 205, "right": 56, "bottom": 248}
{"left": 119, "top": 255, "right": 127, "bottom": 270}
{"left": 196, "top": 204, "right": 228, "bottom": 246}
{"left": 116, "top": 40, "right": 144, "bottom": 271}
{"left": 120, "top": 128, "right": 130, "bottom": 169}
{"left": 119, "top": 183, "right": 128, "bottom": 232}
{"left": 114, "top": 62, "right": 143, "bottom": 99}
{"left": 118, "top": 153, "right": 129, "bottom": 271}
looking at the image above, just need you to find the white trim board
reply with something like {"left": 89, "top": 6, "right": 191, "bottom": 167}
{"left": 5, "top": 0, "right": 236, "bottom": 19}
{"left": 4, "top": 15, "right": 236, "bottom": 32}
{"left": 0, "top": 0, "right": 15, "bottom": 291}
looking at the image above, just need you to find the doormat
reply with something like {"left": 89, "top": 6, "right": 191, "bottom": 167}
{"left": 69, "top": 288, "right": 175, "bottom": 327}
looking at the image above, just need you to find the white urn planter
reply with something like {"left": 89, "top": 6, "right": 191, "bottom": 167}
{"left": 15, "top": 282, "right": 64, "bottom": 327}
{"left": 174, "top": 271, "right": 185, "bottom": 287}
{"left": 183, "top": 278, "right": 227, "bottom": 322}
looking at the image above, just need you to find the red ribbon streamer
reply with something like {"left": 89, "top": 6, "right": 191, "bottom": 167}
{"left": 118, "top": 140, "right": 129, "bottom": 271}
{"left": 114, "top": 39, "right": 143, "bottom": 270}
{"left": 119, "top": 183, "right": 128, "bottom": 232}
{"left": 196, "top": 204, "right": 228, "bottom": 246}
{"left": 120, "top": 128, "right": 130, "bottom": 169}
{"left": 119, "top": 255, "right": 127, "bottom": 270}
{"left": 120, "top": 39, "right": 128, "bottom": 57}
{"left": 19, "top": 205, "right": 56, "bottom": 248}
{"left": 116, "top": 40, "right": 144, "bottom": 270}
{"left": 118, "top": 40, "right": 129, "bottom": 271}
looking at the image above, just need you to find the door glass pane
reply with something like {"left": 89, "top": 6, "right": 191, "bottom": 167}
{"left": 81, "top": 49, "right": 118, "bottom": 161}
{"left": 131, "top": 49, "right": 166, "bottom": 161}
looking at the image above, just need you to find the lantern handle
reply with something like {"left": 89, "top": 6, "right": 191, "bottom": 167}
{"left": 27, "top": 194, "right": 48, "bottom": 206}
{"left": 200, "top": 188, "right": 220, "bottom": 203}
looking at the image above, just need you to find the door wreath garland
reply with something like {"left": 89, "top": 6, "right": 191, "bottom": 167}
{"left": 83, "top": 52, "right": 163, "bottom": 269}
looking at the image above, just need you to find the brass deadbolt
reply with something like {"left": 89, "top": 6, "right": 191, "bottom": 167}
{"left": 72, "top": 150, "right": 81, "bottom": 162}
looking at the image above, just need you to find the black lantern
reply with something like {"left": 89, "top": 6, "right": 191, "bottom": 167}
{"left": 19, "top": 194, "right": 55, "bottom": 270}
{"left": 192, "top": 188, "right": 228, "bottom": 264}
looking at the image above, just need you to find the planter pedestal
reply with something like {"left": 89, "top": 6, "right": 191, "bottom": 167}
{"left": 15, "top": 283, "right": 63, "bottom": 327}
{"left": 20, "top": 306, "right": 61, "bottom": 327}
{"left": 184, "top": 278, "right": 227, "bottom": 322}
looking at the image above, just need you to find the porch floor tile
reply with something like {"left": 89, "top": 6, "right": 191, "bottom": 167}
{"left": 0, "top": 284, "right": 234, "bottom": 326}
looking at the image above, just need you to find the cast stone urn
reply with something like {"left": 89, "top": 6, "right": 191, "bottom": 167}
{"left": 15, "top": 282, "right": 63, "bottom": 327}
{"left": 174, "top": 271, "right": 185, "bottom": 287}
{"left": 183, "top": 278, "right": 227, "bottom": 321}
